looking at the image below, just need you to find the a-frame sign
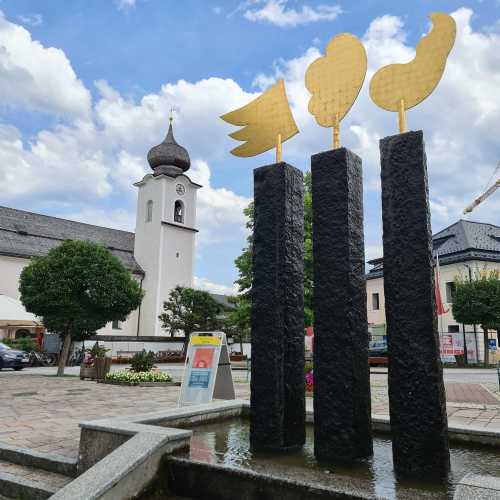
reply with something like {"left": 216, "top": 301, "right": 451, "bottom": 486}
{"left": 178, "top": 331, "right": 235, "bottom": 406}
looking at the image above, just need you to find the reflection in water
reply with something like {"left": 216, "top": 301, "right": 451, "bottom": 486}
{"left": 181, "top": 418, "right": 500, "bottom": 499}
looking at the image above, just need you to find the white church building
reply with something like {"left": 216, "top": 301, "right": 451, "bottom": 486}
{"left": 0, "top": 121, "right": 200, "bottom": 340}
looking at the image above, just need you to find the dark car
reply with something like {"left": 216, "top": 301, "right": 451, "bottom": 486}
{"left": 368, "top": 341, "right": 388, "bottom": 366}
{"left": 0, "top": 342, "right": 30, "bottom": 371}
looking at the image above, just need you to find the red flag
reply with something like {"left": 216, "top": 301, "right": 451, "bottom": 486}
{"left": 435, "top": 254, "right": 449, "bottom": 315}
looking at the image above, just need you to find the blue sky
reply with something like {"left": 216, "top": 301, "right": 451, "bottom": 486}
{"left": 0, "top": 0, "right": 499, "bottom": 293}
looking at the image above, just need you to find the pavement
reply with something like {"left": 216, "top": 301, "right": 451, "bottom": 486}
{"left": 1, "top": 365, "right": 499, "bottom": 456}
{"left": 0, "top": 366, "right": 499, "bottom": 496}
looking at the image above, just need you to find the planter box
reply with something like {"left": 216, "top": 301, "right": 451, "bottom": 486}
{"left": 80, "top": 357, "right": 112, "bottom": 380}
{"left": 80, "top": 365, "right": 97, "bottom": 380}
{"left": 98, "top": 380, "right": 180, "bottom": 387}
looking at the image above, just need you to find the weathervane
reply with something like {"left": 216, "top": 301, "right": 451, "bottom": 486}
{"left": 370, "top": 12, "right": 456, "bottom": 133}
{"left": 305, "top": 33, "right": 367, "bottom": 149}
{"left": 168, "top": 105, "right": 180, "bottom": 125}
{"left": 220, "top": 79, "right": 298, "bottom": 162}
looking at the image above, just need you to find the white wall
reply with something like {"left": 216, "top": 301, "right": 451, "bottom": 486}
{"left": 133, "top": 173, "right": 199, "bottom": 336}
{"left": 0, "top": 255, "right": 29, "bottom": 299}
{"left": 366, "top": 276, "right": 385, "bottom": 326}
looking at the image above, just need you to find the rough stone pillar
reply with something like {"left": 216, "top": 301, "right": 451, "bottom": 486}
{"left": 380, "top": 131, "right": 450, "bottom": 478}
{"left": 250, "top": 162, "right": 305, "bottom": 451}
{"left": 312, "top": 148, "right": 372, "bottom": 462}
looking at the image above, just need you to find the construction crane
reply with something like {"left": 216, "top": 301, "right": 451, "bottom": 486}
{"left": 463, "top": 161, "right": 500, "bottom": 214}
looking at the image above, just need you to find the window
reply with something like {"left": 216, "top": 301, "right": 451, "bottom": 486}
{"left": 112, "top": 320, "right": 121, "bottom": 330}
{"left": 445, "top": 282, "right": 456, "bottom": 303}
{"left": 174, "top": 200, "right": 184, "bottom": 223}
{"left": 146, "top": 200, "right": 153, "bottom": 222}
{"left": 448, "top": 325, "right": 460, "bottom": 333}
{"left": 372, "top": 293, "right": 380, "bottom": 311}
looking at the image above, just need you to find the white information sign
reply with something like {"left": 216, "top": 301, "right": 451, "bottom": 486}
{"left": 178, "top": 331, "right": 235, "bottom": 406}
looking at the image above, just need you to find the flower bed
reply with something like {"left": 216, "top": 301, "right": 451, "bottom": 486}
{"left": 103, "top": 370, "right": 176, "bottom": 386}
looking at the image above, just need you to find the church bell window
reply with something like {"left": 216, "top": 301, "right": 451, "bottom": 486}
{"left": 174, "top": 200, "right": 184, "bottom": 223}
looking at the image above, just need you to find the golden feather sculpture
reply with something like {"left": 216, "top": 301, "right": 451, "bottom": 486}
{"left": 220, "top": 79, "right": 299, "bottom": 162}
{"left": 305, "top": 33, "right": 367, "bottom": 149}
{"left": 370, "top": 12, "right": 456, "bottom": 132}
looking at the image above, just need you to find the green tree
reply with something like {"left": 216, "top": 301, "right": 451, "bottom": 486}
{"left": 452, "top": 269, "right": 500, "bottom": 366}
{"left": 232, "top": 172, "right": 313, "bottom": 329}
{"left": 159, "top": 286, "right": 223, "bottom": 354}
{"left": 224, "top": 295, "right": 251, "bottom": 354}
{"left": 19, "top": 240, "right": 144, "bottom": 376}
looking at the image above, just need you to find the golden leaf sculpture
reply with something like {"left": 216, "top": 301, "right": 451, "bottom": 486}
{"left": 305, "top": 33, "right": 367, "bottom": 149}
{"left": 370, "top": 12, "right": 456, "bottom": 132}
{"left": 220, "top": 79, "right": 298, "bottom": 162}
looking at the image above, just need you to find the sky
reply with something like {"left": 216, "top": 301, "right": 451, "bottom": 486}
{"left": 0, "top": 0, "right": 499, "bottom": 295}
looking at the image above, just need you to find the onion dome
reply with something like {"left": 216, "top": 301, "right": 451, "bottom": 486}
{"left": 147, "top": 122, "right": 190, "bottom": 176}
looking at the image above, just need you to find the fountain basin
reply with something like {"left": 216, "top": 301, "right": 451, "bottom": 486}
{"left": 141, "top": 416, "right": 500, "bottom": 500}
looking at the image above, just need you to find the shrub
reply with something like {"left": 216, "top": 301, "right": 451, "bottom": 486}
{"left": 130, "top": 350, "right": 155, "bottom": 372}
{"left": 85, "top": 343, "right": 110, "bottom": 359}
{"left": 105, "top": 370, "right": 172, "bottom": 384}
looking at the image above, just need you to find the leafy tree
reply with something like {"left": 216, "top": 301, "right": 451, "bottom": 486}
{"left": 232, "top": 172, "right": 313, "bottom": 329}
{"left": 159, "top": 286, "right": 223, "bottom": 354}
{"left": 452, "top": 269, "right": 500, "bottom": 366}
{"left": 224, "top": 295, "right": 251, "bottom": 354}
{"left": 19, "top": 240, "right": 144, "bottom": 376}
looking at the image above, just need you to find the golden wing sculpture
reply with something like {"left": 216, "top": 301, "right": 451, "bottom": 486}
{"left": 370, "top": 12, "right": 456, "bottom": 133}
{"left": 221, "top": 79, "right": 298, "bottom": 162}
{"left": 305, "top": 33, "right": 367, "bottom": 149}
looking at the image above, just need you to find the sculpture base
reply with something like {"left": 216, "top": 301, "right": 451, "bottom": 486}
{"left": 250, "top": 162, "right": 305, "bottom": 451}
{"left": 312, "top": 148, "right": 372, "bottom": 462}
{"left": 380, "top": 131, "right": 450, "bottom": 479}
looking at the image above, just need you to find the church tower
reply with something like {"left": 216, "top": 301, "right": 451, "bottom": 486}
{"left": 133, "top": 120, "right": 201, "bottom": 336}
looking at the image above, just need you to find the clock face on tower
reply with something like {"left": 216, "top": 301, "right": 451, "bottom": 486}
{"left": 176, "top": 184, "right": 185, "bottom": 196}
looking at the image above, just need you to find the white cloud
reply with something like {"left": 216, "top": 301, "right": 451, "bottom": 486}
{"left": 0, "top": 11, "right": 91, "bottom": 118}
{"left": 252, "top": 8, "right": 500, "bottom": 234}
{"left": 194, "top": 276, "right": 236, "bottom": 295}
{"left": 244, "top": 0, "right": 342, "bottom": 27}
{"left": 190, "top": 160, "right": 251, "bottom": 246}
{"left": 60, "top": 208, "right": 137, "bottom": 232}
{"left": 1, "top": 8, "right": 500, "bottom": 289}
{"left": 115, "top": 0, "right": 136, "bottom": 11}
{"left": 17, "top": 14, "right": 43, "bottom": 27}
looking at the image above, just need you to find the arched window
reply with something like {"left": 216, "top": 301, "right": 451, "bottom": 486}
{"left": 146, "top": 200, "right": 153, "bottom": 222}
{"left": 174, "top": 200, "right": 184, "bottom": 223}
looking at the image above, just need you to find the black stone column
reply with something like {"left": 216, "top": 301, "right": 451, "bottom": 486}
{"left": 381, "top": 131, "right": 450, "bottom": 479}
{"left": 312, "top": 148, "right": 372, "bottom": 462}
{"left": 250, "top": 162, "right": 305, "bottom": 451}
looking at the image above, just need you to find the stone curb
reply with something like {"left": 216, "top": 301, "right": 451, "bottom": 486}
{"left": 454, "top": 473, "right": 500, "bottom": 499}
{"left": 51, "top": 400, "right": 247, "bottom": 500}
{"left": 0, "top": 443, "right": 77, "bottom": 477}
{"left": 0, "top": 470, "right": 57, "bottom": 500}
{"left": 46, "top": 398, "right": 500, "bottom": 500}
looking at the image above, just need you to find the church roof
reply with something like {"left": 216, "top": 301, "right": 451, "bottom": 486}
{"left": 147, "top": 122, "right": 191, "bottom": 175}
{"left": 367, "top": 219, "right": 500, "bottom": 279}
{"left": 0, "top": 206, "right": 143, "bottom": 275}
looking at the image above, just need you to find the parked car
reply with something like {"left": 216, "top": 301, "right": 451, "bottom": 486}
{"left": 368, "top": 340, "right": 389, "bottom": 366}
{"left": 0, "top": 342, "right": 30, "bottom": 371}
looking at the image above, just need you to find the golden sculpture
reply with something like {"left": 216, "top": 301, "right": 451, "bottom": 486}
{"left": 305, "top": 33, "right": 367, "bottom": 149}
{"left": 370, "top": 12, "right": 456, "bottom": 133}
{"left": 220, "top": 79, "right": 298, "bottom": 162}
